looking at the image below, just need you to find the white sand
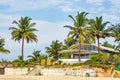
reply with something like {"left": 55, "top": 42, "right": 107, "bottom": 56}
{"left": 0, "top": 75, "right": 119, "bottom": 80}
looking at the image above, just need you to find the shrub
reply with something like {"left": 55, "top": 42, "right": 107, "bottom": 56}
{"left": 71, "top": 62, "right": 81, "bottom": 66}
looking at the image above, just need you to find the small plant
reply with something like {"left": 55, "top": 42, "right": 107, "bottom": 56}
{"left": 62, "top": 63, "right": 67, "bottom": 65}
{"left": 54, "top": 61, "right": 60, "bottom": 65}
{"left": 71, "top": 62, "right": 81, "bottom": 66}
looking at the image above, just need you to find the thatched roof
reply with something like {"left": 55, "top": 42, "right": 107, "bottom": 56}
{"left": 59, "top": 49, "right": 97, "bottom": 54}
{"left": 59, "top": 43, "right": 116, "bottom": 54}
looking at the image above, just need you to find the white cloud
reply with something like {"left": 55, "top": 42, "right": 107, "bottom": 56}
{"left": 86, "top": 0, "right": 104, "bottom": 5}
{"left": 0, "top": 0, "right": 81, "bottom": 12}
{"left": 89, "top": 6, "right": 104, "bottom": 14}
{"left": 109, "top": 0, "right": 120, "bottom": 5}
{"left": 0, "top": 0, "right": 74, "bottom": 12}
{"left": 0, "top": 0, "right": 60, "bottom": 11}
{"left": 33, "top": 20, "right": 70, "bottom": 44}
{"left": 102, "top": 13, "right": 120, "bottom": 23}
{"left": 109, "top": 0, "right": 120, "bottom": 13}
{"left": 0, "top": 13, "right": 20, "bottom": 27}
{"left": 59, "top": 5, "right": 74, "bottom": 12}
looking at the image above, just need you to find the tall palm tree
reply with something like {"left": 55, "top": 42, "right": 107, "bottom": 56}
{"left": 64, "top": 12, "right": 95, "bottom": 62}
{"left": 9, "top": 16, "right": 38, "bottom": 61}
{"left": 0, "top": 38, "right": 10, "bottom": 53}
{"left": 89, "top": 16, "right": 112, "bottom": 54}
{"left": 45, "top": 40, "right": 64, "bottom": 60}
{"left": 112, "top": 24, "right": 120, "bottom": 51}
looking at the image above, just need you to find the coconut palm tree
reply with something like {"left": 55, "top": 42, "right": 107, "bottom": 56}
{"left": 9, "top": 16, "right": 38, "bottom": 61}
{"left": 64, "top": 12, "right": 95, "bottom": 62}
{"left": 0, "top": 38, "right": 10, "bottom": 53}
{"left": 45, "top": 40, "right": 65, "bottom": 60}
{"left": 27, "top": 50, "right": 41, "bottom": 64}
{"left": 102, "top": 41, "right": 115, "bottom": 49}
{"left": 89, "top": 16, "right": 112, "bottom": 54}
{"left": 112, "top": 24, "right": 120, "bottom": 51}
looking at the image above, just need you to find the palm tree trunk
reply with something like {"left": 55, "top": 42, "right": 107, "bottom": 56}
{"left": 97, "top": 37, "right": 100, "bottom": 54}
{"left": 22, "top": 38, "right": 24, "bottom": 62}
{"left": 97, "top": 37, "right": 101, "bottom": 62}
{"left": 78, "top": 41, "right": 81, "bottom": 62}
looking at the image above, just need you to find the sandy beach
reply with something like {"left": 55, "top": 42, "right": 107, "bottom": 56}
{"left": 0, "top": 75, "right": 119, "bottom": 80}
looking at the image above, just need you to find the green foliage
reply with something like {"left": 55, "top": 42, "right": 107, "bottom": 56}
{"left": 89, "top": 16, "right": 112, "bottom": 54}
{"left": 64, "top": 12, "right": 95, "bottom": 46}
{"left": 102, "top": 41, "right": 115, "bottom": 49}
{"left": 64, "top": 12, "right": 95, "bottom": 62}
{"left": 13, "top": 56, "right": 26, "bottom": 67}
{"left": 54, "top": 61, "right": 60, "bottom": 65}
{"left": 62, "top": 63, "right": 67, "bottom": 65}
{"left": 9, "top": 16, "right": 38, "bottom": 61}
{"left": 112, "top": 24, "right": 120, "bottom": 42}
{"left": 99, "top": 53, "right": 109, "bottom": 64}
{"left": 27, "top": 50, "right": 48, "bottom": 66}
{"left": 84, "top": 53, "right": 109, "bottom": 65}
{"left": 45, "top": 40, "right": 66, "bottom": 60}
{"left": 112, "top": 54, "right": 120, "bottom": 65}
{"left": 27, "top": 50, "right": 41, "bottom": 63}
{"left": 112, "top": 24, "right": 120, "bottom": 52}
{"left": 0, "top": 38, "right": 10, "bottom": 53}
{"left": 61, "top": 53, "right": 71, "bottom": 59}
{"left": 1, "top": 59, "right": 8, "bottom": 63}
{"left": 71, "top": 62, "right": 81, "bottom": 66}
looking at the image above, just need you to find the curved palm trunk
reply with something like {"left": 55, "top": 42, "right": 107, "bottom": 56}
{"left": 21, "top": 38, "right": 24, "bottom": 62}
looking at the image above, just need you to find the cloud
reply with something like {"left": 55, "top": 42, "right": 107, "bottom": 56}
{"left": 109, "top": 0, "right": 120, "bottom": 5}
{"left": 33, "top": 20, "right": 70, "bottom": 44}
{"left": 86, "top": 0, "right": 104, "bottom": 5}
{"left": 0, "top": 0, "right": 74, "bottom": 12}
{"left": 0, "top": 0, "right": 81, "bottom": 13}
{"left": 102, "top": 13, "right": 120, "bottom": 23}
{"left": 0, "top": 0, "right": 60, "bottom": 11}
{"left": 59, "top": 5, "right": 74, "bottom": 12}
{"left": 0, "top": 13, "right": 20, "bottom": 27}
{"left": 109, "top": 0, "right": 120, "bottom": 13}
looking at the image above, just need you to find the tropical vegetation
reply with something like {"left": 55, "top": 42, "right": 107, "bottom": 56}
{"left": 0, "top": 38, "right": 10, "bottom": 53}
{"left": 9, "top": 16, "right": 38, "bottom": 61}
{"left": 45, "top": 40, "right": 66, "bottom": 60}
{"left": 64, "top": 12, "right": 95, "bottom": 61}
{"left": 88, "top": 16, "right": 112, "bottom": 54}
{"left": 0, "top": 11, "right": 120, "bottom": 67}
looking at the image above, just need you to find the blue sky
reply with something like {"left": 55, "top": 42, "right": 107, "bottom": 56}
{"left": 0, "top": 0, "right": 120, "bottom": 61}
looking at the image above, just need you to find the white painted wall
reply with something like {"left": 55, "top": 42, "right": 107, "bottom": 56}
{"left": 59, "top": 59, "right": 89, "bottom": 64}
{"left": 41, "top": 68, "right": 96, "bottom": 77}
{"left": 4, "top": 67, "right": 32, "bottom": 75}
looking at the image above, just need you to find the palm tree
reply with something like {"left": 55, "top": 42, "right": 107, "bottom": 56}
{"left": 64, "top": 12, "right": 95, "bottom": 62}
{"left": 112, "top": 24, "right": 120, "bottom": 51}
{"left": 102, "top": 41, "right": 115, "bottom": 49}
{"left": 27, "top": 50, "right": 41, "bottom": 64}
{"left": 112, "top": 54, "right": 120, "bottom": 65}
{"left": 89, "top": 16, "right": 112, "bottom": 54}
{"left": 13, "top": 56, "right": 25, "bottom": 67}
{"left": 45, "top": 40, "right": 64, "bottom": 60}
{"left": 9, "top": 16, "right": 38, "bottom": 61}
{"left": 0, "top": 38, "right": 10, "bottom": 53}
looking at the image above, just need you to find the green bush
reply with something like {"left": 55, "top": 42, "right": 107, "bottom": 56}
{"left": 71, "top": 62, "right": 81, "bottom": 66}
{"left": 62, "top": 63, "right": 67, "bottom": 65}
{"left": 53, "top": 61, "right": 60, "bottom": 65}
